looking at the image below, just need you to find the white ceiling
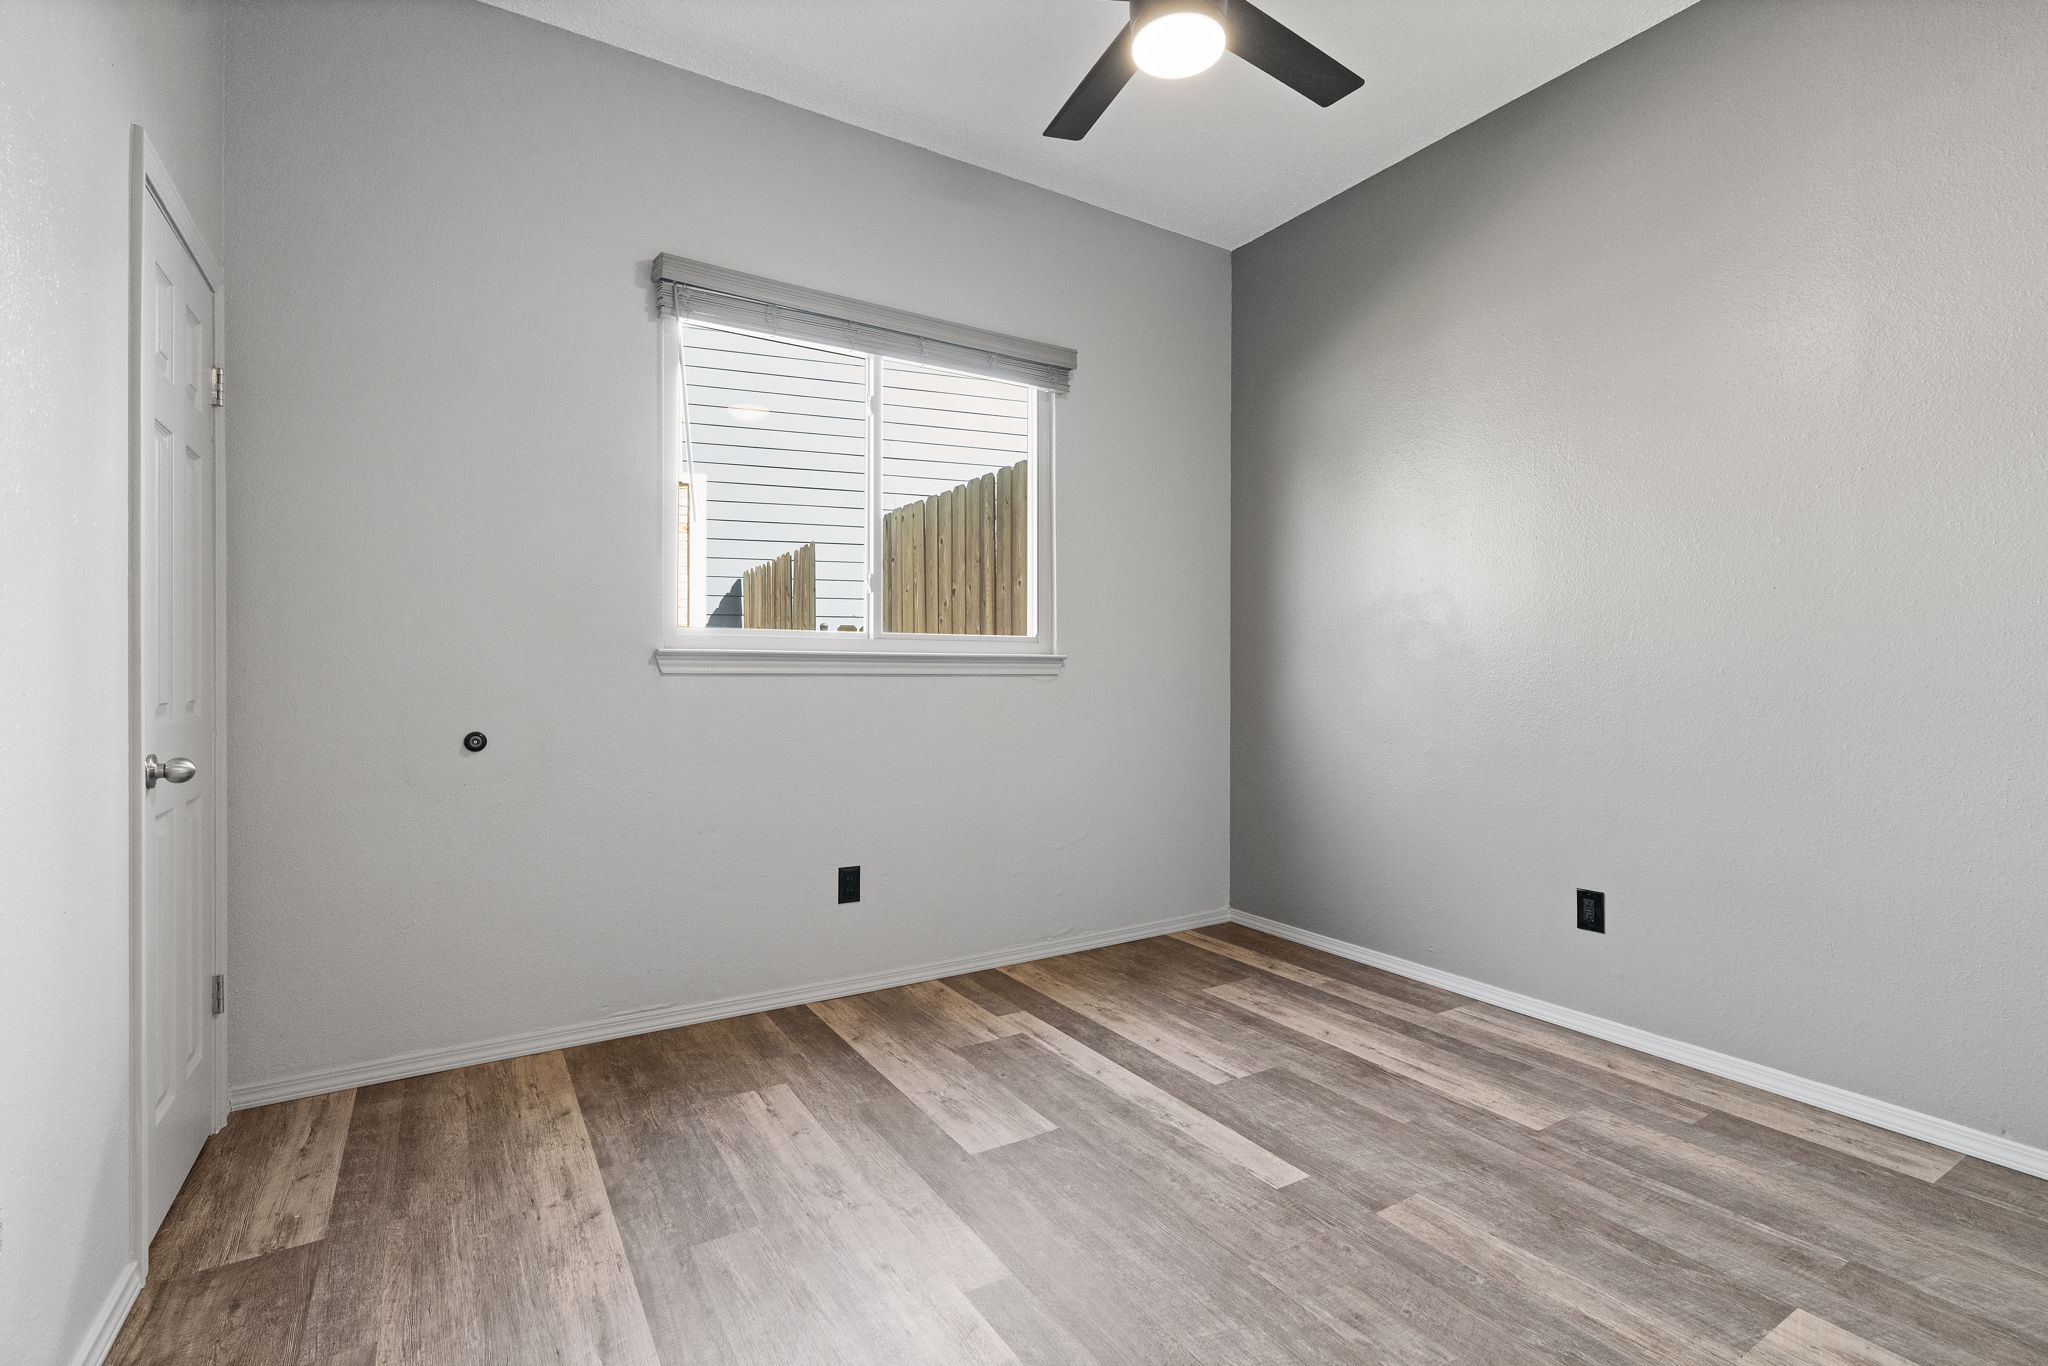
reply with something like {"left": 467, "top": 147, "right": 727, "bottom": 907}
{"left": 479, "top": 0, "right": 1696, "bottom": 249}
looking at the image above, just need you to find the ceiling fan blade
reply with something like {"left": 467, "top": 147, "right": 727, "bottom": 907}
{"left": 1227, "top": 0, "right": 1363, "bottom": 107}
{"left": 1044, "top": 23, "right": 1136, "bottom": 140}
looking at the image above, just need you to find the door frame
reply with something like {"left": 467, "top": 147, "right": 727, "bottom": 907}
{"left": 128, "top": 127, "right": 228, "bottom": 1266}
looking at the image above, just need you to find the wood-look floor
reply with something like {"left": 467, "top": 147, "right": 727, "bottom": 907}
{"left": 112, "top": 925, "right": 2048, "bottom": 1365}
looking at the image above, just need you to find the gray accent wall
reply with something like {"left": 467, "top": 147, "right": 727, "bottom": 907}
{"left": 1233, "top": 0, "right": 2048, "bottom": 1146}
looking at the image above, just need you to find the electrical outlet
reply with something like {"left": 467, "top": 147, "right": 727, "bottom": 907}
{"left": 1577, "top": 888, "right": 1606, "bottom": 934}
{"left": 838, "top": 866, "right": 860, "bottom": 904}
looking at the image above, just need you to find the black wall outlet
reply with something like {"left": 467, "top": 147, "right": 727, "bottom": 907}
{"left": 1577, "top": 888, "right": 1606, "bottom": 934}
{"left": 838, "top": 866, "right": 860, "bottom": 904}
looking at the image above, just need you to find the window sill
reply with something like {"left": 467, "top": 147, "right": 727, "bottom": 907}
{"left": 653, "top": 648, "right": 1065, "bottom": 677}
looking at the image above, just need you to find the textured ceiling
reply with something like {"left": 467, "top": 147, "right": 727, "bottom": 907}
{"left": 478, "top": 0, "right": 1697, "bottom": 248}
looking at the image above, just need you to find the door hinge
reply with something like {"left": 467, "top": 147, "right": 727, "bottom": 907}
{"left": 209, "top": 366, "right": 225, "bottom": 408}
{"left": 211, "top": 973, "right": 225, "bottom": 1016}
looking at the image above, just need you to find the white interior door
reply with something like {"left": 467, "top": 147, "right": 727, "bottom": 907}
{"left": 138, "top": 179, "right": 221, "bottom": 1236}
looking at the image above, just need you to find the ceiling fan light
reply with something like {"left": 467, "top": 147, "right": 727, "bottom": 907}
{"left": 1131, "top": 10, "right": 1226, "bottom": 80}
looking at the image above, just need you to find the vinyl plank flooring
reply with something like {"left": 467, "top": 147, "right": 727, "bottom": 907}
{"left": 1209, "top": 974, "right": 1578, "bottom": 1128}
{"left": 1198, "top": 972, "right": 1704, "bottom": 1127}
{"left": 296, "top": 1052, "right": 658, "bottom": 1366}
{"left": 973, "top": 959, "right": 1452, "bottom": 1130}
{"left": 807, "top": 989, "right": 1056, "bottom": 1153}
{"left": 686, "top": 1224, "right": 848, "bottom": 1366}
{"left": 1421, "top": 1008, "right": 1715, "bottom": 1123}
{"left": 108, "top": 1244, "right": 321, "bottom": 1366}
{"left": 148, "top": 1089, "right": 356, "bottom": 1278}
{"left": 879, "top": 1107, "right": 1358, "bottom": 1365}
{"left": 891, "top": 977, "right": 1031, "bottom": 1046}
{"left": 1069, "top": 933, "right": 1258, "bottom": 996}
{"left": 1171, "top": 928, "right": 1448, "bottom": 1026}
{"left": 941, "top": 967, "right": 1042, "bottom": 1020}
{"left": 964, "top": 1275, "right": 1107, "bottom": 1366}
{"left": 291, "top": 1071, "right": 471, "bottom": 1363}
{"left": 1449, "top": 1004, "right": 1963, "bottom": 1180}
{"left": 561, "top": 1026, "right": 764, "bottom": 1359}
{"left": 1416, "top": 1106, "right": 1858, "bottom": 1285}
{"left": 1688, "top": 1110, "right": 2048, "bottom": 1276}
{"left": 695, "top": 1084, "right": 1018, "bottom": 1365}
{"left": 1419, "top": 1167, "right": 1795, "bottom": 1353}
{"left": 481, "top": 1052, "right": 662, "bottom": 1366}
{"left": 847, "top": 1027, "right": 1356, "bottom": 1362}
{"left": 816, "top": 1101, "right": 1015, "bottom": 1291}
{"left": 1202, "top": 1064, "right": 1483, "bottom": 1208}
{"left": 1003, "top": 1012, "right": 1307, "bottom": 1188}
{"left": 959, "top": 1032, "right": 1330, "bottom": 1264}
{"left": 1195, "top": 922, "right": 1475, "bottom": 1012}
{"left": 971, "top": 1035, "right": 1563, "bottom": 1362}
{"left": 1381, "top": 1192, "right": 1747, "bottom": 1365}
{"left": 698, "top": 1082, "right": 1006, "bottom": 1300}
{"left": 1244, "top": 1229, "right": 1526, "bottom": 1366}
{"left": 1802, "top": 1262, "right": 2048, "bottom": 1366}
{"left": 1553, "top": 1107, "right": 2048, "bottom": 1342}
{"left": 116, "top": 926, "right": 2048, "bottom": 1366}
{"left": 1740, "top": 1309, "right": 1925, "bottom": 1365}
{"left": 1303, "top": 1184, "right": 1666, "bottom": 1366}
{"left": 997, "top": 956, "right": 1269, "bottom": 1082}
{"left": 565, "top": 1026, "right": 757, "bottom": 1251}
{"left": 1462, "top": 1113, "right": 2048, "bottom": 1366}
{"left": 1937, "top": 1155, "right": 2048, "bottom": 1225}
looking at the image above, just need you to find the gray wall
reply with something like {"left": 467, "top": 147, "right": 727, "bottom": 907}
{"left": 224, "top": 0, "right": 1230, "bottom": 1094}
{"left": 1233, "top": 0, "right": 2048, "bottom": 1146}
{"left": 0, "top": 1, "right": 224, "bottom": 1358}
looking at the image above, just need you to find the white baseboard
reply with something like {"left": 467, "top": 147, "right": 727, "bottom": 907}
{"left": 1228, "top": 909, "right": 2048, "bottom": 1183}
{"left": 70, "top": 1260, "right": 143, "bottom": 1366}
{"left": 230, "top": 909, "right": 1230, "bottom": 1109}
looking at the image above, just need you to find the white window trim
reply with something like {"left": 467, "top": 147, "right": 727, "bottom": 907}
{"left": 655, "top": 316, "right": 1063, "bottom": 677}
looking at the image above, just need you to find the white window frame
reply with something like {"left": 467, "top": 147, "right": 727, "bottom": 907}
{"left": 656, "top": 317, "right": 1062, "bottom": 676}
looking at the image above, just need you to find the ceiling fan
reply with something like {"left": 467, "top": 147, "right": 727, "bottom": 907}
{"left": 1045, "top": 0, "right": 1363, "bottom": 140}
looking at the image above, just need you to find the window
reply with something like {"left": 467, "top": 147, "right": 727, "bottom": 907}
{"left": 654, "top": 256, "right": 1071, "bottom": 675}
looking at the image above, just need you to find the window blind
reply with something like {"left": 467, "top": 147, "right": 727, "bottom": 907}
{"left": 654, "top": 253, "right": 1076, "bottom": 394}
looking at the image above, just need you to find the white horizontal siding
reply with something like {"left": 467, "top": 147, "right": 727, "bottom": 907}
{"left": 882, "top": 360, "right": 1029, "bottom": 516}
{"left": 684, "top": 326, "right": 869, "bottom": 628}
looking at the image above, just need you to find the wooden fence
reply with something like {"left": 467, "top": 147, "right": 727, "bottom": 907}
{"left": 883, "top": 459, "right": 1029, "bottom": 635}
{"left": 741, "top": 542, "right": 816, "bottom": 630}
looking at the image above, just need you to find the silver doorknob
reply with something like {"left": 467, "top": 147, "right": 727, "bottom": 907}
{"left": 144, "top": 755, "right": 197, "bottom": 789}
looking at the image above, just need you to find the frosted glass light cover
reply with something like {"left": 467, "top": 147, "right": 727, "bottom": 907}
{"left": 1132, "top": 12, "right": 1226, "bottom": 79}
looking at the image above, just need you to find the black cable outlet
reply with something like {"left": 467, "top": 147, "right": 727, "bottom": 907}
{"left": 838, "top": 866, "right": 860, "bottom": 904}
